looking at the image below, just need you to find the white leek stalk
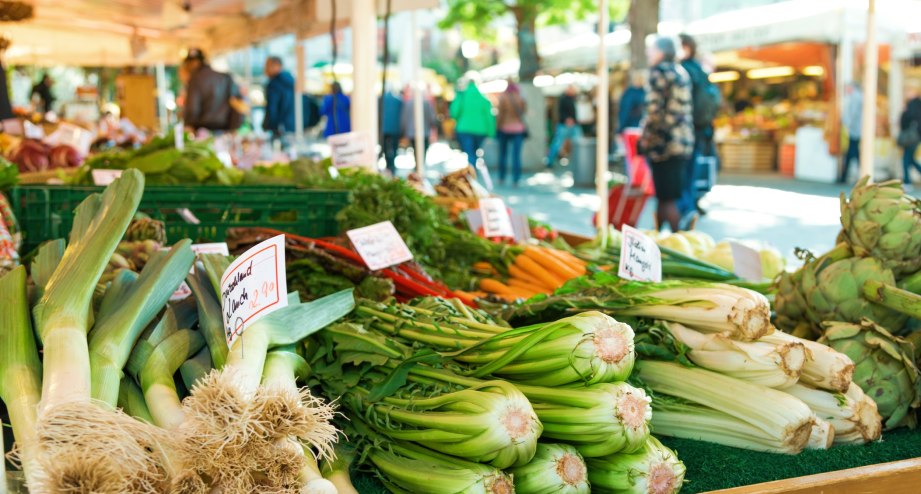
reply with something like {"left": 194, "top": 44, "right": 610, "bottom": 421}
{"left": 761, "top": 331, "right": 855, "bottom": 392}
{"left": 665, "top": 321, "right": 805, "bottom": 388}
{"left": 636, "top": 361, "right": 815, "bottom": 454}
{"left": 586, "top": 436, "right": 685, "bottom": 494}
{"left": 509, "top": 443, "right": 590, "bottom": 494}
{"left": 785, "top": 383, "right": 882, "bottom": 444}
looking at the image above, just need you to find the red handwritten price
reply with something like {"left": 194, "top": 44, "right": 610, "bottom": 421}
{"left": 220, "top": 235, "right": 288, "bottom": 347}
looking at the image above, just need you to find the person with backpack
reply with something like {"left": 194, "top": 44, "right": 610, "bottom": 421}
{"left": 184, "top": 48, "right": 245, "bottom": 133}
{"left": 678, "top": 34, "right": 719, "bottom": 220}
{"left": 618, "top": 70, "right": 646, "bottom": 132}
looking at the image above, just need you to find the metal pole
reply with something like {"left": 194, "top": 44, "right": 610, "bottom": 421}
{"left": 155, "top": 62, "right": 168, "bottom": 133}
{"left": 595, "top": 0, "right": 610, "bottom": 238}
{"left": 859, "top": 0, "right": 877, "bottom": 181}
{"left": 295, "top": 39, "right": 306, "bottom": 146}
{"left": 351, "top": 0, "right": 379, "bottom": 148}
{"left": 412, "top": 11, "right": 425, "bottom": 174}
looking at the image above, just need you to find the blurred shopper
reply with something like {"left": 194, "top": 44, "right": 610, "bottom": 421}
{"left": 496, "top": 81, "right": 528, "bottom": 186}
{"left": 898, "top": 89, "right": 921, "bottom": 190}
{"left": 618, "top": 71, "right": 646, "bottom": 132}
{"left": 321, "top": 82, "right": 351, "bottom": 137}
{"left": 838, "top": 82, "right": 863, "bottom": 184}
{"left": 640, "top": 36, "right": 694, "bottom": 233}
{"left": 262, "top": 56, "right": 295, "bottom": 141}
{"left": 545, "top": 85, "right": 582, "bottom": 168}
{"left": 678, "top": 34, "right": 719, "bottom": 222}
{"left": 31, "top": 74, "right": 55, "bottom": 114}
{"left": 401, "top": 86, "right": 436, "bottom": 166}
{"left": 184, "top": 48, "right": 244, "bottom": 133}
{"left": 450, "top": 78, "right": 495, "bottom": 166}
{"left": 380, "top": 87, "right": 404, "bottom": 174}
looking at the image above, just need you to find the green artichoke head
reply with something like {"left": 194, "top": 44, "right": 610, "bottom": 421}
{"left": 840, "top": 177, "right": 921, "bottom": 277}
{"left": 820, "top": 319, "right": 921, "bottom": 429}
{"left": 801, "top": 254, "right": 908, "bottom": 331}
{"left": 124, "top": 216, "right": 168, "bottom": 244}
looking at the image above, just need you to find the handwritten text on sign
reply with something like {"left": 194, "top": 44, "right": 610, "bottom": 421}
{"left": 730, "top": 241, "right": 763, "bottom": 281}
{"left": 618, "top": 225, "right": 663, "bottom": 282}
{"left": 479, "top": 198, "right": 515, "bottom": 238}
{"left": 347, "top": 221, "right": 414, "bottom": 271}
{"left": 328, "top": 131, "right": 376, "bottom": 168}
{"left": 220, "top": 235, "right": 288, "bottom": 347}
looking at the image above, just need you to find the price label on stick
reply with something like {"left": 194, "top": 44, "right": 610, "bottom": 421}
{"left": 347, "top": 221, "right": 413, "bottom": 271}
{"left": 479, "top": 198, "right": 515, "bottom": 238}
{"left": 92, "top": 169, "right": 123, "bottom": 186}
{"left": 328, "top": 130, "right": 376, "bottom": 169}
{"left": 174, "top": 122, "right": 185, "bottom": 151}
{"left": 730, "top": 241, "right": 763, "bottom": 281}
{"left": 617, "top": 225, "right": 663, "bottom": 282}
{"left": 220, "top": 235, "right": 287, "bottom": 347}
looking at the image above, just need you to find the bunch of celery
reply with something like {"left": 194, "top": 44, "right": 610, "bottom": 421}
{"left": 508, "top": 443, "right": 590, "bottom": 494}
{"left": 784, "top": 383, "right": 882, "bottom": 445}
{"left": 586, "top": 436, "right": 685, "bottom": 494}
{"left": 510, "top": 272, "right": 773, "bottom": 341}
{"left": 354, "top": 298, "right": 636, "bottom": 386}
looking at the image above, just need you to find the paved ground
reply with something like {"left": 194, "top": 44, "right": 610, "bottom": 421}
{"left": 395, "top": 142, "right": 916, "bottom": 265}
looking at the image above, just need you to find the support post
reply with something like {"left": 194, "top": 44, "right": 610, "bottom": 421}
{"left": 412, "top": 11, "right": 425, "bottom": 174}
{"left": 295, "top": 39, "right": 306, "bottom": 146}
{"left": 350, "top": 0, "right": 378, "bottom": 148}
{"left": 596, "top": 0, "right": 610, "bottom": 238}
{"left": 859, "top": 0, "right": 877, "bottom": 181}
{"left": 155, "top": 62, "right": 168, "bottom": 133}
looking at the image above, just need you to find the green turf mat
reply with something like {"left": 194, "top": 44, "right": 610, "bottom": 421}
{"left": 660, "top": 428, "right": 921, "bottom": 493}
{"left": 348, "top": 429, "right": 921, "bottom": 493}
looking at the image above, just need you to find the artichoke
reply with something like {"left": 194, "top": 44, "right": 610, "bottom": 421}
{"left": 800, "top": 249, "right": 909, "bottom": 332}
{"left": 820, "top": 319, "right": 921, "bottom": 429}
{"left": 124, "top": 217, "right": 167, "bottom": 244}
{"left": 773, "top": 268, "right": 815, "bottom": 338}
{"left": 840, "top": 177, "right": 921, "bottom": 277}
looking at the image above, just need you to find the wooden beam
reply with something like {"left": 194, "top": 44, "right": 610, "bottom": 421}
{"left": 705, "top": 458, "right": 921, "bottom": 494}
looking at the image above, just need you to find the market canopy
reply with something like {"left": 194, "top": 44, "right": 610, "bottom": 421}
{"left": 0, "top": 0, "right": 436, "bottom": 67}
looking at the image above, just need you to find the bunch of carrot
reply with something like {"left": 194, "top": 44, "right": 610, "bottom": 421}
{"left": 477, "top": 245, "right": 587, "bottom": 302}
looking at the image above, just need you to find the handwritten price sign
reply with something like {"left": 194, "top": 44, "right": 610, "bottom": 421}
{"left": 220, "top": 235, "right": 288, "bottom": 347}
{"left": 328, "top": 130, "right": 376, "bottom": 169}
{"left": 347, "top": 221, "right": 413, "bottom": 271}
{"left": 617, "top": 225, "right": 663, "bottom": 282}
{"left": 479, "top": 198, "right": 515, "bottom": 238}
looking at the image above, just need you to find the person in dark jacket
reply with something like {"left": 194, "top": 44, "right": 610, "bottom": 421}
{"left": 677, "top": 34, "right": 714, "bottom": 220}
{"left": 899, "top": 91, "right": 921, "bottom": 189}
{"left": 618, "top": 71, "right": 645, "bottom": 132}
{"left": 380, "top": 88, "right": 404, "bottom": 174}
{"left": 184, "top": 48, "right": 242, "bottom": 132}
{"left": 321, "top": 82, "right": 351, "bottom": 137}
{"left": 262, "top": 56, "right": 296, "bottom": 140}
{"left": 31, "top": 74, "right": 55, "bottom": 114}
{"left": 640, "top": 36, "right": 694, "bottom": 233}
{"left": 545, "top": 85, "right": 582, "bottom": 168}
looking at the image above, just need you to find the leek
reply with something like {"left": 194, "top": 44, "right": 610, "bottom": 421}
{"left": 29, "top": 238, "right": 65, "bottom": 303}
{"left": 509, "top": 443, "right": 590, "bottom": 494}
{"left": 359, "top": 299, "right": 636, "bottom": 386}
{"left": 321, "top": 443, "right": 360, "bottom": 494}
{"left": 140, "top": 329, "right": 205, "bottom": 429}
{"left": 513, "top": 274, "right": 773, "bottom": 341}
{"left": 761, "top": 331, "right": 855, "bottom": 393}
{"left": 186, "top": 264, "right": 228, "bottom": 369}
{"left": 125, "top": 305, "right": 183, "bottom": 382}
{"left": 95, "top": 268, "right": 139, "bottom": 324}
{"left": 89, "top": 239, "right": 195, "bottom": 406}
{"left": 636, "top": 360, "right": 815, "bottom": 453}
{"left": 586, "top": 436, "right": 685, "bottom": 494}
{"left": 663, "top": 321, "right": 805, "bottom": 388}
{"left": 179, "top": 347, "right": 213, "bottom": 390}
{"left": 785, "top": 383, "right": 882, "bottom": 444}
{"left": 117, "top": 376, "right": 153, "bottom": 424}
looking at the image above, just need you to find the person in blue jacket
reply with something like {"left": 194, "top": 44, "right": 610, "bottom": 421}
{"left": 321, "top": 82, "right": 351, "bottom": 137}
{"left": 262, "top": 56, "right": 295, "bottom": 141}
{"left": 618, "top": 71, "right": 646, "bottom": 132}
{"left": 380, "top": 87, "right": 404, "bottom": 174}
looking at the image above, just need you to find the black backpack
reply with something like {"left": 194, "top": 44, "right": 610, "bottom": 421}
{"left": 685, "top": 61, "right": 720, "bottom": 127}
{"left": 302, "top": 94, "right": 321, "bottom": 129}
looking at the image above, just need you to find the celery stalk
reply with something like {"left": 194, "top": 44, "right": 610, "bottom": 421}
{"left": 760, "top": 331, "right": 855, "bottom": 392}
{"left": 785, "top": 383, "right": 882, "bottom": 444}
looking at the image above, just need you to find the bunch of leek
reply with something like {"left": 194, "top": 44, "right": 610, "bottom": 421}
{"left": 510, "top": 272, "right": 773, "bottom": 341}
{"left": 636, "top": 361, "right": 815, "bottom": 454}
{"left": 356, "top": 299, "right": 636, "bottom": 386}
{"left": 509, "top": 443, "right": 590, "bottom": 494}
{"left": 586, "top": 436, "right": 685, "bottom": 494}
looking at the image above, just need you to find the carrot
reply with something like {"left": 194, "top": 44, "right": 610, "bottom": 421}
{"left": 479, "top": 278, "right": 515, "bottom": 295}
{"left": 543, "top": 247, "right": 587, "bottom": 275}
{"left": 524, "top": 247, "right": 581, "bottom": 281}
{"left": 508, "top": 264, "right": 548, "bottom": 288}
{"left": 514, "top": 255, "right": 566, "bottom": 290}
{"left": 473, "top": 261, "right": 495, "bottom": 272}
{"left": 508, "top": 278, "right": 550, "bottom": 295}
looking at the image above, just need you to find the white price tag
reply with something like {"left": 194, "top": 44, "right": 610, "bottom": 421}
{"left": 92, "top": 169, "right": 123, "bottom": 186}
{"left": 347, "top": 221, "right": 413, "bottom": 271}
{"left": 328, "top": 130, "right": 376, "bottom": 169}
{"left": 220, "top": 235, "right": 287, "bottom": 347}
{"left": 23, "top": 120, "right": 44, "bottom": 139}
{"left": 170, "top": 243, "right": 232, "bottom": 301}
{"left": 730, "top": 242, "right": 763, "bottom": 281}
{"left": 45, "top": 122, "right": 93, "bottom": 155}
{"left": 617, "top": 225, "right": 663, "bottom": 282}
{"left": 174, "top": 123, "right": 185, "bottom": 151}
{"left": 479, "top": 198, "right": 515, "bottom": 238}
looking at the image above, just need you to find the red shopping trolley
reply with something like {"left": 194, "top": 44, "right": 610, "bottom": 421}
{"left": 593, "top": 129, "right": 654, "bottom": 229}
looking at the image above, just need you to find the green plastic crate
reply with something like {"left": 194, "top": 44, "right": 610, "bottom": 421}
{"left": 10, "top": 185, "right": 350, "bottom": 252}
